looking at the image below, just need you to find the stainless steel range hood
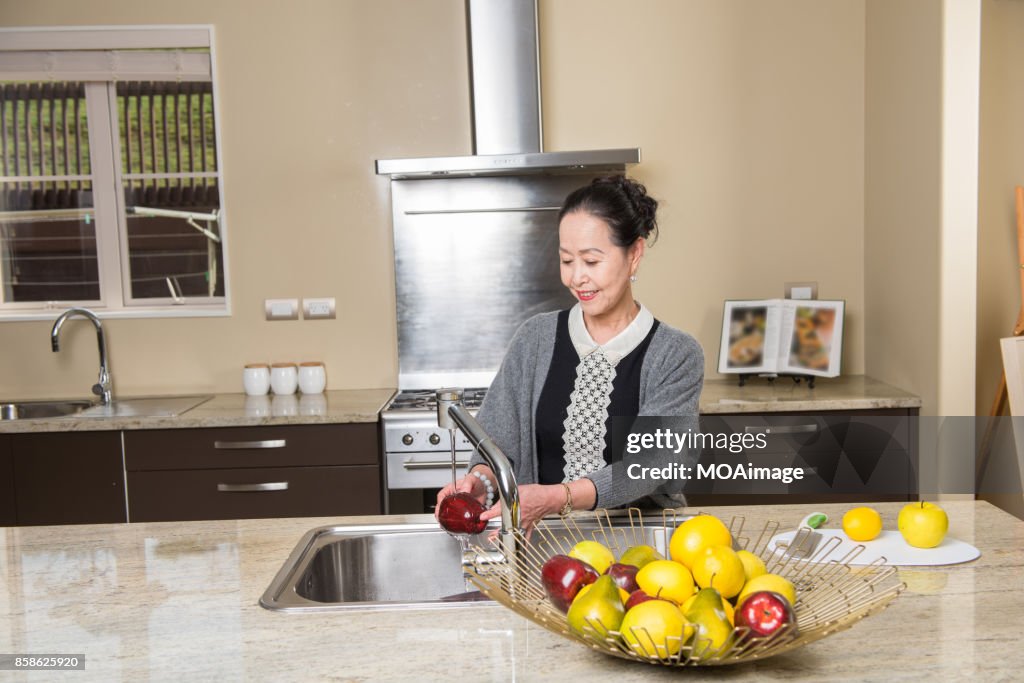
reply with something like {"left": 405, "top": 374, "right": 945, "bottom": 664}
{"left": 375, "top": 0, "right": 640, "bottom": 178}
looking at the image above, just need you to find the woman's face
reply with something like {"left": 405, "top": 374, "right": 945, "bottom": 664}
{"left": 558, "top": 210, "right": 644, "bottom": 320}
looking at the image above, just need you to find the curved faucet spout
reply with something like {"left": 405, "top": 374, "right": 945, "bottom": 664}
{"left": 51, "top": 307, "right": 113, "bottom": 405}
{"left": 436, "top": 389, "right": 521, "bottom": 553}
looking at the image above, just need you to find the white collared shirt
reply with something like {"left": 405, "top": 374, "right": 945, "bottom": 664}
{"left": 567, "top": 302, "right": 655, "bottom": 366}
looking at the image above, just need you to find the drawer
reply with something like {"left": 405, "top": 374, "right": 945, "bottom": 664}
{"left": 128, "top": 465, "right": 382, "bottom": 522}
{"left": 125, "top": 423, "right": 378, "bottom": 471}
{"left": 701, "top": 411, "right": 911, "bottom": 457}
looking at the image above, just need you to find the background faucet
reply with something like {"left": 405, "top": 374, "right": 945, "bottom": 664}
{"left": 51, "top": 307, "right": 113, "bottom": 405}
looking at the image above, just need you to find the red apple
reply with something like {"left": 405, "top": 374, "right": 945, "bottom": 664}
{"left": 541, "top": 554, "right": 599, "bottom": 613}
{"left": 734, "top": 591, "right": 796, "bottom": 640}
{"left": 606, "top": 562, "right": 640, "bottom": 593}
{"left": 437, "top": 492, "right": 487, "bottom": 535}
{"left": 624, "top": 589, "right": 659, "bottom": 610}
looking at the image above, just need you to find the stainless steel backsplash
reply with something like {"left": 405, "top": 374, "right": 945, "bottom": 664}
{"left": 390, "top": 174, "right": 608, "bottom": 389}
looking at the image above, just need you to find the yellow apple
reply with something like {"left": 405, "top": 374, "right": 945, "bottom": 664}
{"left": 897, "top": 501, "right": 948, "bottom": 549}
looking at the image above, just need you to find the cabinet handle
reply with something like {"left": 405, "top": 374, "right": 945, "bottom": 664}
{"left": 404, "top": 460, "right": 470, "bottom": 470}
{"left": 744, "top": 424, "right": 819, "bottom": 435}
{"left": 213, "top": 439, "right": 286, "bottom": 449}
{"left": 217, "top": 482, "right": 289, "bottom": 492}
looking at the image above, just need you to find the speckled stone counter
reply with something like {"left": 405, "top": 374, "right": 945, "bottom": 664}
{"left": 700, "top": 375, "right": 921, "bottom": 414}
{"left": 0, "top": 500, "right": 1018, "bottom": 681}
{"left": 0, "top": 388, "right": 395, "bottom": 434}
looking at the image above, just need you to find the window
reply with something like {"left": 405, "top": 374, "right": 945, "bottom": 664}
{"left": 0, "top": 27, "right": 228, "bottom": 319}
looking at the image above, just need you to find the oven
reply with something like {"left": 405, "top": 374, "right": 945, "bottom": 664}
{"left": 381, "top": 389, "right": 486, "bottom": 514}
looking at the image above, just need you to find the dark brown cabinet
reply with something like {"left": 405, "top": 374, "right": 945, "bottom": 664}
{"left": 0, "top": 435, "right": 15, "bottom": 526}
{"left": 124, "top": 423, "right": 381, "bottom": 522}
{"left": 685, "top": 408, "right": 919, "bottom": 506}
{"left": 11, "top": 431, "right": 126, "bottom": 525}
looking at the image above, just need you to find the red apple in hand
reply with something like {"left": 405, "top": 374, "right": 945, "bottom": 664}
{"left": 541, "top": 554, "right": 599, "bottom": 613}
{"left": 735, "top": 591, "right": 796, "bottom": 640}
{"left": 606, "top": 562, "right": 640, "bottom": 593}
{"left": 437, "top": 492, "right": 487, "bottom": 535}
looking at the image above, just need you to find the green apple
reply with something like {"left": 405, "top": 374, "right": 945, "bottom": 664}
{"left": 898, "top": 501, "right": 948, "bottom": 548}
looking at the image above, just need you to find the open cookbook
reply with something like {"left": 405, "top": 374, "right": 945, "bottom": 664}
{"left": 717, "top": 299, "right": 845, "bottom": 377}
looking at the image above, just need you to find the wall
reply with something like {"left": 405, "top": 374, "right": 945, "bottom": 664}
{"left": 540, "top": 0, "right": 866, "bottom": 379}
{"left": 978, "top": 0, "right": 1024, "bottom": 415}
{"left": 0, "top": 0, "right": 868, "bottom": 397}
{"left": 0, "top": 0, "right": 470, "bottom": 397}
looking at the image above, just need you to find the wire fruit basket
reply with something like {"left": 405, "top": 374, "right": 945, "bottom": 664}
{"left": 464, "top": 509, "right": 905, "bottom": 667}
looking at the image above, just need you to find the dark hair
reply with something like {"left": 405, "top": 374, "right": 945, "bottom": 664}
{"left": 558, "top": 175, "right": 659, "bottom": 247}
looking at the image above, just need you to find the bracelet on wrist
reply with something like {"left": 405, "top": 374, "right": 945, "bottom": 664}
{"left": 472, "top": 470, "right": 495, "bottom": 508}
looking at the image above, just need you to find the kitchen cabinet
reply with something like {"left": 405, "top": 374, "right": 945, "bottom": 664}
{"left": 0, "top": 435, "right": 14, "bottom": 526}
{"left": 124, "top": 423, "right": 381, "bottom": 521}
{"left": 11, "top": 431, "right": 126, "bottom": 525}
{"left": 684, "top": 409, "right": 918, "bottom": 506}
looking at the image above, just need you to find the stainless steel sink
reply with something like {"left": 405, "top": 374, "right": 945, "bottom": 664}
{"left": 0, "top": 399, "right": 94, "bottom": 421}
{"left": 260, "top": 516, "right": 673, "bottom": 612}
{"left": 0, "top": 395, "right": 212, "bottom": 421}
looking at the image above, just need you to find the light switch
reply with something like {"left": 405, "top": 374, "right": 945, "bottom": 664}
{"left": 303, "top": 297, "right": 336, "bottom": 320}
{"left": 264, "top": 298, "right": 299, "bottom": 320}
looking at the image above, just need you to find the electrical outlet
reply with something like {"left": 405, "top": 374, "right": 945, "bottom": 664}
{"left": 302, "top": 297, "right": 336, "bottom": 320}
{"left": 264, "top": 298, "right": 299, "bottom": 321}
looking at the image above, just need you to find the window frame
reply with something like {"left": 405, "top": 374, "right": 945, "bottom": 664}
{"left": 0, "top": 25, "right": 231, "bottom": 321}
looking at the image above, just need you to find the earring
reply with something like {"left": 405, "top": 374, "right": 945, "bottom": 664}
{"left": 629, "top": 274, "right": 637, "bottom": 283}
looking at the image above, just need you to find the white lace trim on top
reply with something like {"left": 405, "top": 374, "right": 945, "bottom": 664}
{"left": 561, "top": 303, "right": 655, "bottom": 482}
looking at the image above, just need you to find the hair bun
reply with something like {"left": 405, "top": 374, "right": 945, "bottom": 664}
{"left": 559, "top": 175, "right": 661, "bottom": 246}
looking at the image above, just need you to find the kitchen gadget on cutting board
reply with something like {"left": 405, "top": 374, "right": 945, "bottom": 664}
{"left": 767, "top": 529, "right": 980, "bottom": 566}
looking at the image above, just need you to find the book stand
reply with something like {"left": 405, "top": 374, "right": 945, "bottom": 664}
{"left": 736, "top": 373, "right": 816, "bottom": 389}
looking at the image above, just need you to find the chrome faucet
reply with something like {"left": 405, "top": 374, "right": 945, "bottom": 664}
{"left": 51, "top": 307, "right": 113, "bottom": 405}
{"left": 436, "top": 388, "right": 521, "bottom": 556}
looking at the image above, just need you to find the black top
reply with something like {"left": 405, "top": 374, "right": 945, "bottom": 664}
{"left": 534, "top": 309, "right": 660, "bottom": 485}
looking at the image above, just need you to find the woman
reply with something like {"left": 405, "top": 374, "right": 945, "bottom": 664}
{"left": 436, "top": 176, "right": 704, "bottom": 532}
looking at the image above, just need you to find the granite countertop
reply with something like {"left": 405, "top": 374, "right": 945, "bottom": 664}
{"left": 1, "top": 376, "right": 918, "bottom": 435}
{"left": 700, "top": 375, "right": 921, "bottom": 414}
{"left": 0, "top": 388, "right": 396, "bottom": 434}
{"left": 1, "top": 500, "right": 1018, "bottom": 681}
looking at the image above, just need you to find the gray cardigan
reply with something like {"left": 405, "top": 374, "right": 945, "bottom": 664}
{"left": 469, "top": 310, "right": 704, "bottom": 509}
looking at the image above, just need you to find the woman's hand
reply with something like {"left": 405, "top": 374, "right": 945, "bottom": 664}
{"left": 479, "top": 483, "right": 563, "bottom": 536}
{"left": 433, "top": 467, "right": 491, "bottom": 520}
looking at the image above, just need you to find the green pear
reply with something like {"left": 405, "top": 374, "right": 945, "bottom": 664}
{"left": 566, "top": 575, "right": 625, "bottom": 637}
{"left": 683, "top": 587, "right": 734, "bottom": 661}
{"left": 618, "top": 544, "right": 665, "bottom": 569}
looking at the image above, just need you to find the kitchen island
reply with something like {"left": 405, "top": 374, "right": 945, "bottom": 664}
{"left": 0, "top": 500, "right": 1019, "bottom": 681}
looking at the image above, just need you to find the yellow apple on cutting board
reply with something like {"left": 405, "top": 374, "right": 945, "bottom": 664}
{"left": 897, "top": 501, "right": 949, "bottom": 548}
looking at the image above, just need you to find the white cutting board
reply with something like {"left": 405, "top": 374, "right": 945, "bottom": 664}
{"left": 767, "top": 529, "right": 980, "bottom": 566}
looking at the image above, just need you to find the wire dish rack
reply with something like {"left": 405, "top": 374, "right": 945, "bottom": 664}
{"left": 464, "top": 509, "right": 905, "bottom": 667}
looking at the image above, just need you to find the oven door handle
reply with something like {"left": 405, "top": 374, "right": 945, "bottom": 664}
{"left": 403, "top": 459, "right": 471, "bottom": 470}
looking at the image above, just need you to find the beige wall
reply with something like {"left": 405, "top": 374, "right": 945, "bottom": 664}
{"left": 978, "top": 0, "right": 1024, "bottom": 415}
{"left": 540, "top": 0, "right": 866, "bottom": 379}
{"left": 2, "top": 0, "right": 867, "bottom": 397}
{"left": 0, "top": 0, "right": 471, "bottom": 397}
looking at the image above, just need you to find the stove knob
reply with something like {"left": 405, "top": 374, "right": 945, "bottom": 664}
{"left": 401, "top": 434, "right": 414, "bottom": 446}
{"left": 428, "top": 433, "right": 441, "bottom": 445}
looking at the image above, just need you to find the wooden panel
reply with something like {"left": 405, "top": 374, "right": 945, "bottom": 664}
{"left": 688, "top": 409, "right": 917, "bottom": 503}
{"left": 12, "top": 431, "right": 126, "bottom": 525}
{"left": 124, "top": 423, "right": 379, "bottom": 471}
{"left": 0, "top": 435, "right": 14, "bottom": 526}
{"left": 128, "top": 465, "right": 381, "bottom": 522}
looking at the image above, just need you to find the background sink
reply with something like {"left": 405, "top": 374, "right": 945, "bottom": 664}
{"left": 261, "top": 517, "right": 673, "bottom": 612}
{"left": 0, "top": 399, "right": 94, "bottom": 421}
{"left": 76, "top": 395, "right": 212, "bottom": 418}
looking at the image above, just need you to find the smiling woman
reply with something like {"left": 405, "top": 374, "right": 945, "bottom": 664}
{"left": 436, "top": 176, "right": 705, "bottom": 533}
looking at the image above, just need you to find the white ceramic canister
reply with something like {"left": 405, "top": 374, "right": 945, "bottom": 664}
{"left": 270, "top": 362, "right": 298, "bottom": 395}
{"left": 243, "top": 363, "right": 270, "bottom": 396}
{"left": 298, "top": 361, "right": 327, "bottom": 394}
